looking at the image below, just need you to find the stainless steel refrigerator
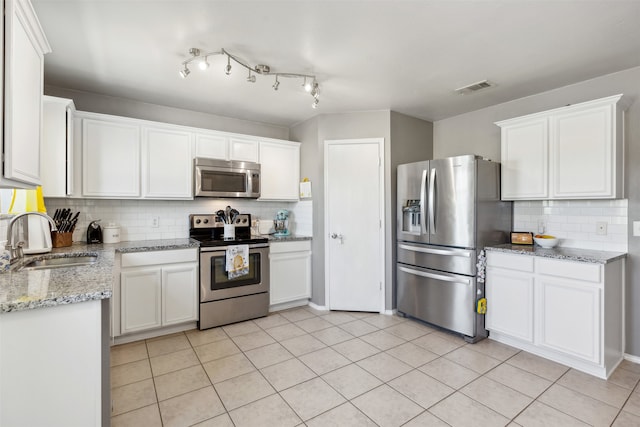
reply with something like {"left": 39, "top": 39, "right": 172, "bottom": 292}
{"left": 396, "top": 154, "right": 512, "bottom": 342}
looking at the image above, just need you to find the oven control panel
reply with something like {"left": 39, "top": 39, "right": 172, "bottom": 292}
{"left": 191, "top": 214, "right": 251, "bottom": 228}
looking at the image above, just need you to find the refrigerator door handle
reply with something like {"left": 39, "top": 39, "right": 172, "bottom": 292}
{"left": 428, "top": 168, "right": 436, "bottom": 234}
{"left": 419, "top": 169, "right": 428, "bottom": 235}
{"left": 398, "top": 243, "right": 471, "bottom": 258}
{"left": 398, "top": 266, "right": 471, "bottom": 286}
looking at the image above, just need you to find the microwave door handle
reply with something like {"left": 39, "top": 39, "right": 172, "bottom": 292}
{"left": 428, "top": 168, "right": 436, "bottom": 235}
{"left": 419, "top": 169, "right": 428, "bottom": 235}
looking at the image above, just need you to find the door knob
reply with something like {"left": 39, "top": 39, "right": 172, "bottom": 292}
{"left": 330, "top": 233, "right": 344, "bottom": 244}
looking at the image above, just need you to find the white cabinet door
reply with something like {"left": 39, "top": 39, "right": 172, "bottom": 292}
{"left": 259, "top": 141, "right": 300, "bottom": 201}
{"left": 537, "top": 277, "right": 601, "bottom": 364}
{"left": 2, "top": 0, "right": 50, "bottom": 187}
{"left": 195, "top": 133, "right": 228, "bottom": 159}
{"left": 41, "top": 96, "right": 75, "bottom": 197}
{"left": 143, "top": 126, "right": 193, "bottom": 199}
{"left": 121, "top": 267, "right": 162, "bottom": 334}
{"left": 229, "top": 137, "right": 259, "bottom": 162}
{"left": 486, "top": 267, "right": 534, "bottom": 343}
{"left": 82, "top": 119, "right": 140, "bottom": 197}
{"left": 550, "top": 104, "right": 614, "bottom": 198}
{"left": 162, "top": 262, "right": 199, "bottom": 326}
{"left": 270, "top": 241, "right": 312, "bottom": 305}
{"left": 499, "top": 118, "right": 548, "bottom": 200}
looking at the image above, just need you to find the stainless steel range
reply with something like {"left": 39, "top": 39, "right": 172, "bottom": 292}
{"left": 189, "top": 213, "right": 270, "bottom": 330}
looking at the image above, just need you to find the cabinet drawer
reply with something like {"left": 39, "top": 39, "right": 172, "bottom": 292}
{"left": 487, "top": 252, "right": 534, "bottom": 272}
{"left": 122, "top": 248, "right": 198, "bottom": 267}
{"left": 536, "top": 258, "right": 601, "bottom": 283}
{"left": 269, "top": 240, "right": 311, "bottom": 254}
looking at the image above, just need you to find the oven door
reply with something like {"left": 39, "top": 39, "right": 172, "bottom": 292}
{"left": 200, "top": 244, "right": 269, "bottom": 302}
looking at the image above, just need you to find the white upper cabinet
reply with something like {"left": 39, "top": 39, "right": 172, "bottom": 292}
{"left": 500, "top": 118, "right": 548, "bottom": 200}
{"left": 143, "top": 126, "right": 193, "bottom": 199}
{"left": 1, "top": 0, "right": 51, "bottom": 188}
{"left": 41, "top": 96, "right": 75, "bottom": 197}
{"left": 259, "top": 140, "right": 300, "bottom": 201}
{"left": 229, "top": 136, "right": 259, "bottom": 162}
{"left": 82, "top": 118, "right": 141, "bottom": 197}
{"left": 195, "top": 132, "right": 228, "bottom": 160}
{"left": 496, "top": 94, "right": 626, "bottom": 200}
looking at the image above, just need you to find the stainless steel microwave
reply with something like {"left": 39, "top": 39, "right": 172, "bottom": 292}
{"left": 194, "top": 158, "right": 261, "bottom": 198}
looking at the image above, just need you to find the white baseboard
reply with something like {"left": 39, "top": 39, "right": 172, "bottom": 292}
{"left": 269, "top": 299, "right": 310, "bottom": 312}
{"left": 624, "top": 353, "right": 640, "bottom": 365}
{"left": 308, "top": 301, "right": 328, "bottom": 311}
{"left": 383, "top": 309, "right": 397, "bottom": 316}
{"left": 112, "top": 322, "right": 198, "bottom": 346}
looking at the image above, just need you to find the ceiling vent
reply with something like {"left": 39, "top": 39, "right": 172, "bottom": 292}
{"left": 455, "top": 80, "right": 495, "bottom": 95}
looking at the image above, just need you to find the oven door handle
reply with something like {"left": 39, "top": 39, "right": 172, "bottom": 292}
{"left": 200, "top": 242, "right": 270, "bottom": 252}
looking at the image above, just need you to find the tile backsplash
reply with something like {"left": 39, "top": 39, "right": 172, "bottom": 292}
{"left": 513, "top": 199, "right": 628, "bottom": 252}
{"left": 0, "top": 198, "right": 312, "bottom": 243}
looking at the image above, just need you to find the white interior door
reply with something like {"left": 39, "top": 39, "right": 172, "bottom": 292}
{"left": 325, "top": 138, "right": 384, "bottom": 312}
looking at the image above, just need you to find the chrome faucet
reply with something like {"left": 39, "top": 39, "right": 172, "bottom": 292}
{"left": 5, "top": 212, "right": 58, "bottom": 264}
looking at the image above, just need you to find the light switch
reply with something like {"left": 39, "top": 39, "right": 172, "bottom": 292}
{"left": 634, "top": 221, "right": 640, "bottom": 237}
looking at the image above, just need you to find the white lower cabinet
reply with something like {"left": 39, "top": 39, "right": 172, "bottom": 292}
{"left": 486, "top": 251, "right": 624, "bottom": 378}
{"left": 116, "top": 248, "right": 198, "bottom": 337}
{"left": 270, "top": 240, "right": 312, "bottom": 307}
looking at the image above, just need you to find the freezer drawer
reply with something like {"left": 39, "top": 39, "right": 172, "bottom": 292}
{"left": 397, "top": 242, "right": 476, "bottom": 276}
{"left": 397, "top": 263, "right": 478, "bottom": 338}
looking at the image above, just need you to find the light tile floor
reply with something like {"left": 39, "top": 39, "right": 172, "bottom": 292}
{"left": 110, "top": 307, "right": 640, "bottom": 427}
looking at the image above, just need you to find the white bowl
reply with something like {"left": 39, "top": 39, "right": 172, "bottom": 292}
{"left": 534, "top": 236, "right": 559, "bottom": 248}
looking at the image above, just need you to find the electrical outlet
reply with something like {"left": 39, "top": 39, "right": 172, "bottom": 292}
{"left": 537, "top": 219, "right": 546, "bottom": 234}
{"left": 151, "top": 216, "right": 159, "bottom": 228}
{"left": 596, "top": 221, "right": 608, "bottom": 236}
{"left": 633, "top": 221, "right": 640, "bottom": 237}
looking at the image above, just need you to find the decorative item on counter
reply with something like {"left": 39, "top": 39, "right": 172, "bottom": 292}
{"left": 103, "top": 223, "right": 121, "bottom": 244}
{"left": 273, "top": 209, "right": 290, "bottom": 237}
{"left": 533, "top": 234, "right": 559, "bottom": 248}
{"left": 510, "top": 231, "right": 534, "bottom": 245}
{"left": 86, "top": 220, "right": 103, "bottom": 244}
{"left": 300, "top": 178, "right": 312, "bottom": 199}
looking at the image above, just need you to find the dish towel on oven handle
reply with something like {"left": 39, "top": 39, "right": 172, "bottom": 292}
{"left": 226, "top": 244, "right": 249, "bottom": 279}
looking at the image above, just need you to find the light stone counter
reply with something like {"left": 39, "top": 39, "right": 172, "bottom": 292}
{"left": 0, "top": 238, "right": 199, "bottom": 313}
{"left": 264, "top": 234, "right": 312, "bottom": 242}
{"left": 485, "top": 244, "right": 626, "bottom": 264}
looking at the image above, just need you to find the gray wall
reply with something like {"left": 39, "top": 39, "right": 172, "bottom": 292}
{"left": 45, "top": 86, "right": 290, "bottom": 140}
{"left": 389, "top": 112, "right": 434, "bottom": 306}
{"left": 434, "top": 66, "right": 640, "bottom": 357}
{"left": 291, "top": 110, "right": 432, "bottom": 311}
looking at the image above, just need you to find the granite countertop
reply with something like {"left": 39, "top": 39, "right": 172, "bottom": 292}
{"left": 0, "top": 238, "right": 199, "bottom": 314}
{"left": 485, "top": 244, "right": 626, "bottom": 264}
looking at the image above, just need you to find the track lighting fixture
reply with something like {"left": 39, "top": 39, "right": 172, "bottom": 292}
{"left": 179, "top": 47, "right": 320, "bottom": 108}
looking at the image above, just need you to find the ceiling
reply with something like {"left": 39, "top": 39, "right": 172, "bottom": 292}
{"left": 32, "top": 0, "right": 640, "bottom": 127}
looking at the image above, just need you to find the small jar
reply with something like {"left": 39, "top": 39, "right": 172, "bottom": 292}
{"left": 103, "top": 223, "right": 121, "bottom": 244}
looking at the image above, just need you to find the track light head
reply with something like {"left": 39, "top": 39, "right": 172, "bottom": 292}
{"left": 273, "top": 77, "right": 280, "bottom": 91}
{"left": 303, "top": 78, "right": 312, "bottom": 92}
{"left": 179, "top": 65, "right": 190, "bottom": 78}
{"left": 247, "top": 72, "right": 256, "bottom": 83}
{"left": 312, "top": 98, "right": 319, "bottom": 109}
{"left": 310, "top": 82, "right": 319, "bottom": 98}
{"left": 199, "top": 57, "right": 209, "bottom": 70}
{"left": 225, "top": 56, "right": 232, "bottom": 75}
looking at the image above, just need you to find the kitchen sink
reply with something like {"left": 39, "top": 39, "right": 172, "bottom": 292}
{"left": 21, "top": 254, "right": 98, "bottom": 270}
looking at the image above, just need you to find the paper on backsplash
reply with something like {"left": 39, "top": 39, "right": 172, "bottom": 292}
{"left": 299, "top": 181, "right": 312, "bottom": 199}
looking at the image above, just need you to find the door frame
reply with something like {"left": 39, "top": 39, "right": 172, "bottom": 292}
{"left": 324, "top": 138, "right": 386, "bottom": 313}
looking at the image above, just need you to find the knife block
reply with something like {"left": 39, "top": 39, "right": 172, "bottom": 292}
{"left": 51, "top": 232, "right": 73, "bottom": 248}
